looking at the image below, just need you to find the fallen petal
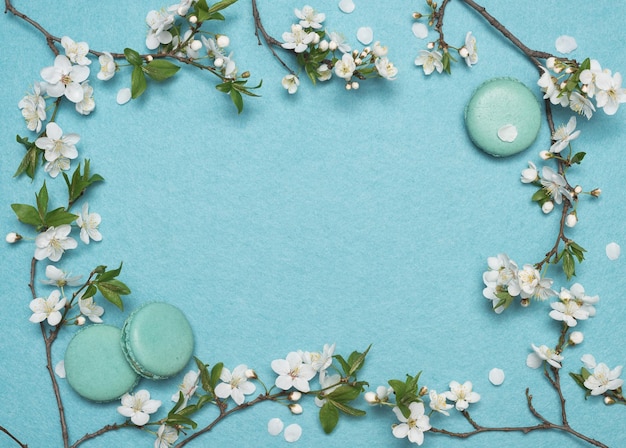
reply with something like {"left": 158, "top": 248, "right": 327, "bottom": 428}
{"left": 555, "top": 35, "right": 577, "bottom": 54}
{"left": 116, "top": 88, "right": 132, "bottom": 105}
{"left": 412, "top": 22, "right": 428, "bottom": 39}
{"left": 338, "top": 0, "right": 355, "bottom": 13}
{"left": 268, "top": 418, "right": 283, "bottom": 436}
{"left": 284, "top": 423, "right": 302, "bottom": 442}
{"left": 606, "top": 242, "right": 621, "bottom": 260}
{"left": 498, "top": 124, "right": 518, "bottom": 142}
{"left": 356, "top": 27, "right": 373, "bottom": 45}
{"left": 488, "top": 368, "right": 505, "bottom": 385}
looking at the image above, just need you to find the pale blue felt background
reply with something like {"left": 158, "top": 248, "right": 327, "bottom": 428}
{"left": 1, "top": 1, "right": 625, "bottom": 447}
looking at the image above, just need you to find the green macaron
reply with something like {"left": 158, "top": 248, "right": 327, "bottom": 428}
{"left": 121, "top": 302, "right": 194, "bottom": 379}
{"left": 465, "top": 77, "right": 541, "bottom": 157}
{"left": 64, "top": 324, "right": 139, "bottom": 402}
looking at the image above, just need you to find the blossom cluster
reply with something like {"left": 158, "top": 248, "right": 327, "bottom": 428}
{"left": 279, "top": 5, "right": 398, "bottom": 93}
{"left": 538, "top": 57, "right": 626, "bottom": 118}
{"left": 415, "top": 31, "right": 478, "bottom": 75}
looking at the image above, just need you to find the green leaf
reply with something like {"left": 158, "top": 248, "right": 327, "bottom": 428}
{"left": 45, "top": 207, "right": 78, "bottom": 227}
{"left": 531, "top": 188, "right": 549, "bottom": 203}
{"left": 11, "top": 203, "right": 43, "bottom": 227}
{"left": 36, "top": 182, "right": 49, "bottom": 217}
{"left": 334, "top": 354, "right": 351, "bottom": 377}
{"left": 571, "top": 151, "right": 586, "bottom": 165}
{"left": 568, "top": 241, "right": 586, "bottom": 263}
{"left": 131, "top": 66, "right": 147, "bottom": 99}
{"left": 208, "top": 0, "right": 238, "bottom": 14}
{"left": 65, "top": 160, "right": 104, "bottom": 205}
{"left": 98, "top": 279, "right": 131, "bottom": 295}
{"left": 97, "top": 283, "right": 124, "bottom": 310}
{"left": 165, "top": 413, "right": 197, "bottom": 429}
{"left": 143, "top": 60, "right": 180, "bottom": 81}
{"left": 14, "top": 145, "right": 39, "bottom": 179}
{"left": 210, "top": 362, "right": 224, "bottom": 390}
{"left": 215, "top": 82, "right": 231, "bottom": 93}
{"left": 319, "top": 401, "right": 339, "bottom": 434}
{"left": 494, "top": 291, "right": 514, "bottom": 311}
{"left": 169, "top": 391, "right": 186, "bottom": 416}
{"left": 562, "top": 250, "right": 575, "bottom": 280}
{"left": 82, "top": 284, "right": 97, "bottom": 300}
{"left": 330, "top": 399, "right": 366, "bottom": 417}
{"left": 327, "top": 385, "right": 361, "bottom": 403}
{"left": 97, "top": 262, "right": 124, "bottom": 282}
{"left": 124, "top": 48, "right": 143, "bottom": 67}
{"left": 194, "top": 357, "right": 213, "bottom": 393}
{"left": 229, "top": 88, "right": 243, "bottom": 114}
{"left": 346, "top": 345, "right": 370, "bottom": 377}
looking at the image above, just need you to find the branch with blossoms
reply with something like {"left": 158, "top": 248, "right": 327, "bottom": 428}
{"left": 252, "top": 1, "right": 398, "bottom": 94}
{"left": 5, "top": 0, "right": 260, "bottom": 113}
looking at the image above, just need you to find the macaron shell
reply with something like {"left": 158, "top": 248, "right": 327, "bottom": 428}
{"left": 465, "top": 77, "right": 541, "bottom": 157}
{"left": 122, "top": 302, "right": 194, "bottom": 379}
{"left": 64, "top": 325, "right": 139, "bottom": 402}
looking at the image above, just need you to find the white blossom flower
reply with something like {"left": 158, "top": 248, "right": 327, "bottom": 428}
{"left": 569, "top": 91, "right": 595, "bottom": 119}
{"left": 201, "top": 36, "right": 226, "bottom": 60}
{"left": 167, "top": 0, "right": 196, "bottom": 16}
{"left": 75, "top": 82, "right": 95, "bottom": 116}
{"left": 18, "top": 82, "right": 46, "bottom": 132}
{"left": 508, "top": 264, "right": 542, "bottom": 299}
{"left": 372, "top": 41, "right": 388, "bottom": 57}
{"left": 549, "top": 294, "right": 589, "bottom": 327}
{"left": 306, "top": 343, "right": 335, "bottom": 372}
{"left": 569, "top": 331, "right": 584, "bottom": 345}
{"left": 171, "top": 370, "right": 199, "bottom": 408}
{"left": 521, "top": 161, "right": 538, "bottom": 183}
{"left": 35, "top": 122, "right": 79, "bottom": 163}
{"left": 462, "top": 32, "right": 478, "bottom": 67}
{"left": 154, "top": 424, "right": 179, "bottom": 448}
{"left": 29, "top": 289, "right": 66, "bottom": 326}
{"left": 569, "top": 283, "right": 599, "bottom": 317}
{"left": 146, "top": 9, "right": 175, "bottom": 50}
{"left": 44, "top": 157, "right": 71, "bottom": 179}
{"left": 596, "top": 72, "right": 626, "bottom": 115}
{"left": 172, "top": 30, "right": 201, "bottom": 59}
{"left": 281, "top": 24, "right": 315, "bottom": 54}
{"left": 415, "top": 50, "right": 443, "bottom": 75}
{"left": 271, "top": 351, "right": 316, "bottom": 392}
{"left": 537, "top": 67, "right": 568, "bottom": 107}
{"left": 550, "top": 116, "right": 580, "bottom": 153}
{"left": 375, "top": 57, "right": 398, "bottom": 80}
{"left": 34, "top": 225, "right": 78, "bottom": 262}
{"left": 327, "top": 31, "right": 351, "bottom": 53}
{"left": 295, "top": 5, "right": 325, "bottom": 29}
{"left": 482, "top": 253, "right": 518, "bottom": 313}
{"left": 78, "top": 294, "right": 104, "bottom": 323}
{"left": 282, "top": 74, "right": 299, "bottom": 94}
{"left": 314, "top": 370, "right": 341, "bottom": 407}
{"left": 444, "top": 381, "right": 480, "bottom": 411}
{"left": 221, "top": 53, "right": 237, "bottom": 79}
{"left": 579, "top": 60, "right": 612, "bottom": 99}
{"left": 61, "top": 36, "right": 91, "bottom": 66}
{"left": 97, "top": 52, "right": 116, "bottom": 81}
{"left": 76, "top": 202, "right": 102, "bottom": 244}
{"left": 540, "top": 166, "right": 572, "bottom": 204}
{"left": 40, "top": 55, "right": 90, "bottom": 103}
{"left": 527, "top": 343, "right": 563, "bottom": 369}
{"left": 581, "top": 354, "right": 597, "bottom": 370}
{"left": 334, "top": 53, "right": 356, "bottom": 80}
{"left": 429, "top": 389, "right": 453, "bottom": 416}
{"left": 391, "top": 402, "right": 431, "bottom": 445}
{"left": 117, "top": 390, "right": 161, "bottom": 426}
{"left": 41, "top": 265, "right": 82, "bottom": 288}
{"left": 215, "top": 364, "right": 256, "bottom": 405}
{"left": 584, "top": 362, "right": 624, "bottom": 395}
{"left": 317, "top": 63, "right": 332, "bottom": 81}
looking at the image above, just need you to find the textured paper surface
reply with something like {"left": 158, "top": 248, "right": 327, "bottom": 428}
{"left": 1, "top": 1, "right": 625, "bottom": 447}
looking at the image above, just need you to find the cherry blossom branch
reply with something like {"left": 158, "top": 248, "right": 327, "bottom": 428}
{"left": 69, "top": 422, "right": 137, "bottom": 448}
{"left": 430, "top": 389, "right": 607, "bottom": 447}
{"left": 0, "top": 426, "right": 28, "bottom": 448}
{"left": 251, "top": 0, "right": 296, "bottom": 76}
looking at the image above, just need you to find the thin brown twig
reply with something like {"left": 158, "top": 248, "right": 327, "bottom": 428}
{"left": 0, "top": 426, "right": 28, "bottom": 448}
{"left": 70, "top": 422, "right": 136, "bottom": 448}
{"left": 251, "top": 0, "right": 295, "bottom": 76}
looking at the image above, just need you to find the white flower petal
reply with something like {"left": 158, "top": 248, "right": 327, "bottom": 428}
{"left": 497, "top": 124, "right": 518, "bottom": 142}
{"left": 412, "top": 22, "right": 428, "bottom": 39}
{"left": 338, "top": 0, "right": 355, "bottom": 14}
{"left": 268, "top": 418, "right": 284, "bottom": 436}
{"left": 488, "top": 368, "right": 505, "bottom": 385}
{"left": 606, "top": 242, "right": 621, "bottom": 260}
{"left": 284, "top": 423, "right": 302, "bottom": 442}
{"left": 55, "top": 360, "right": 66, "bottom": 378}
{"left": 356, "top": 27, "right": 373, "bottom": 45}
{"left": 555, "top": 35, "right": 577, "bottom": 54}
{"left": 117, "top": 88, "right": 132, "bottom": 105}
{"left": 526, "top": 352, "right": 543, "bottom": 369}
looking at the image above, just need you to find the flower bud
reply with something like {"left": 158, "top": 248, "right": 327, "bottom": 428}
{"left": 345, "top": 83, "right": 352, "bottom": 90}
{"left": 569, "top": 331, "right": 584, "bottom": 345}
{"left": 581, "top": 84, "right": 588, "bottom": 93}
{"left": 245, "top": 368, "right": 257, "bottom": 379}
{"left": 542, "top": 201, "right": 554, "bottom": 214}
{"left": 241, "top": 71, "right": 250, "bottom": 78}
{"left": 288, "top": 391, "right": 302, "bottom": 401}
{"left": 590, "top": 188, "right": 602, "bottom": 197}
{"left": 418, "top": 386, "right": 429, "bottom": 396}
{"left": 216, "top": 35, "right": 230, "bottom": 48}
{"left": 288, "top": 403, "right": 303, "bottom": 415}
{"left": 189, "top": 15, "right": 198, "bottom": 24}
{"left": 546, "top": 57, "right": 556, "bottom": 69}
{"left": 328, "top": 41, "right": 338, "bottom": 51}
{"left": 5, "top": 232, "right": 22, "bottom": 243}
{"left": 412, "top": 12, "right": 423, "bottom": 19}
{"left": 355, "top": 58, "right": 362, "bottom": 65}
{"left": 364, "top": 391, "right": 378, "bottom": 404}
{"left": 146, "top": 55, "right": 154, "bottom": 62}
{"left": 214, "top": 57, "right": 224, "bottom": 68}
{"left": 318, "top": 40, "right": 329, "bottom": 51}
{"left": 604, "top": 396, "right": 616, "bottom": 405}
{"left": 574, "top": 185, "right": 583, "bottom": 194}
{"left": 565, "top": 213, "right": 578, "bottom": 228}
{"left": 427, "top": 42, "right": 435, "bottom": 50}
{"left": 520, "top": 298, "right": 530, "bottom": 307}
{"left": 459, "top": 47, "right": 469, "bottom": 58}
{"left": 177, "top": 6, "right": 187, "bottom": 16}
{"left": 312, "top": 33, "right": 320, "bottom": 45}
{"left": 351, "top": 81, "right": 359, "bottom": 90}
{"left": 190, "top": 40, "right": 203, "bottom": 52}
{"left": 559, "top": 81, "right": 568, "bottom": 90}
{"left": 76, "top": 316, "right": 86, "bottom": 326}
{"left": 565, "top": 67, "right": 574, "bottom": 74}
{"left": 539, "top": 150, "right": 552, "bottom": 160}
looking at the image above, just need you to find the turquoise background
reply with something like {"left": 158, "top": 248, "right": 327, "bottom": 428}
{"left": 1, "top": 1, "right": 625, "bottom": 447}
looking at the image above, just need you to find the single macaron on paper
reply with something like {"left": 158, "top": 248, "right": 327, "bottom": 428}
{"left": 465, "top": 77, "right": 541, "bottom": 157}
{"left": 121, "top": 302, "right": 194, "bottom": 380}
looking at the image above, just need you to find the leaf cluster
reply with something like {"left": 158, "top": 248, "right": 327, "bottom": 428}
{"left": 569, "top": 367, "right": 592, "bottom": 400}
{"left": 14, "top": 134, "right": 40, "bottom": 179}
{"left": 388, "top": 372, "right": 423, "bottom": 419}
{"left": 557, "top": 241, "right": 586, "bottom": 280}
{"left": 11, "top": 182, "right": 77, "bottom": 232}
{"left": 82, "top": 263, "right": 131, "bottom": 310}
{"left": 124, "top": 48, "right": 181, "bottom": 99}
